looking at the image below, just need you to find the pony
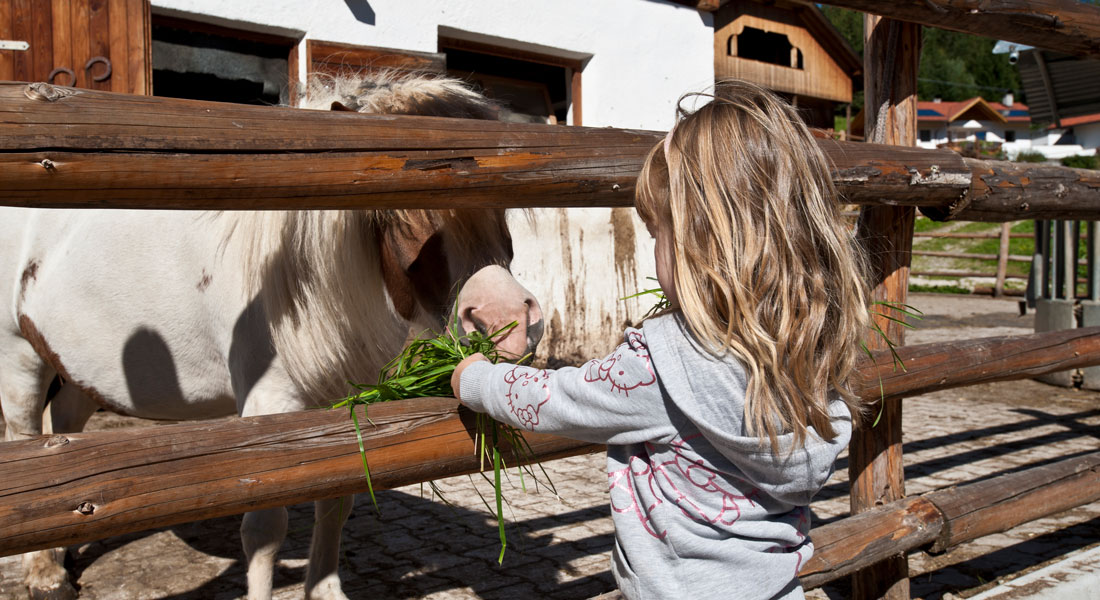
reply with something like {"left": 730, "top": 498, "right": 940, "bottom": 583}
{"left": 0, "top": 71, "right": 544, "bottom": 600}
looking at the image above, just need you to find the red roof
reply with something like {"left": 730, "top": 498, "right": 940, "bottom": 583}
{"left": 989, "top": 101, "right": 1031, "bottom": 123}
{"left": 1055, "top": 113, "right": 1100, "bottom": 127}
{"left": 916, "top": 97, "right": 1029, "bottom": 124}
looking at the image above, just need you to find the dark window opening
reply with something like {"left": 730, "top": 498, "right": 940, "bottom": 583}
{"left": 730, "top": 27, "right": 803, "bottom": 69}
{"left": 1005, "top": 130, "right": 1016, "bottom": 142}
{"left": 920, "top": 129, "right": 932, "bottom": 142}
{"left": 152, "top": 21, "right": 292, "bottom": 106}
{"left": 441, "top": 46, "right": 569, "bottom": 124}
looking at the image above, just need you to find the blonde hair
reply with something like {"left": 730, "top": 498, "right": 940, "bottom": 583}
{"left": 635, "top": 79, "right": 870, "bottom": 449}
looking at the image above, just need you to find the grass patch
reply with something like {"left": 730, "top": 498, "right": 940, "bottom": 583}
{"left": 913, "top": 216, "right": 945, "bottom": 233}
{"left": 334, "top": 320, "right": 551, "bottom": 564}
{"left": 910, "top": 283, "right": 972, "bottom": 294}
{"left": 1061, "top": 155, "right": 1098, "bottom": 170}
{"left": 1015, "top": 150, "right": 1047, "bottom": 163}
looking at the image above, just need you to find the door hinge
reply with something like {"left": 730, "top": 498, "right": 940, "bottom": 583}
{"left": 0, "top": 41, "right": 30, "bottom": 51}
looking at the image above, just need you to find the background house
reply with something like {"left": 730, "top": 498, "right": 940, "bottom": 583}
{"left": 712, "top": 0, "right": 861, "bottom": 129}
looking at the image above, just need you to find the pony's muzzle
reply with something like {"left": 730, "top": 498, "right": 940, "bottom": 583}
{"left": 456, "top": 265, "right": 544, "bottom": 360}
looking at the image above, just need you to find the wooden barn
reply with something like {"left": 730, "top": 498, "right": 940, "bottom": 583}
{"left": 711, "top": 0, "right": 861, "bottom": 129}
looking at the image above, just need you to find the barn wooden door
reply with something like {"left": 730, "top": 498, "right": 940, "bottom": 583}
{"left": 0, "top": 0, "right": 150, "bottom": 94}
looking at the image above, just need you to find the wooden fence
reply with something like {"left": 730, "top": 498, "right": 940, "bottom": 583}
{"left": 2, "top": 2, "right": 1100, "bottom": 599}
{"left": 911, "top": 223, "right": 1029, "bottom": 296}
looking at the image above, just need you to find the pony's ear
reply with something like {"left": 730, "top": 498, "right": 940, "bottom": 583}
{"left": 330, "top": 101, "right": 355, "bottom": 112}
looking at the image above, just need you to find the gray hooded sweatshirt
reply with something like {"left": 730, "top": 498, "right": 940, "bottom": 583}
{"left": 459, "top": 312, "right": 851, "bottom": 600}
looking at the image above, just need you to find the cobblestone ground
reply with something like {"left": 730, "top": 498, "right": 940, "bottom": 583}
{"left": 2, "top": 294, "right": 1098, "bottom": 599}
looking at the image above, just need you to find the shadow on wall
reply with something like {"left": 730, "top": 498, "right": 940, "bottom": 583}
{"left": 344, "top": 0, "right": 376, "bottom": 25}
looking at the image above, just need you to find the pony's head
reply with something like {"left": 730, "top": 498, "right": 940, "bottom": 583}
{"left": 246, "top": 71, "right": 543, "bottom": 400}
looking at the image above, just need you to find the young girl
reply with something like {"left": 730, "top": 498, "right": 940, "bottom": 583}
{"left": 452, "top": 79, "right": 870, "bottom": 600}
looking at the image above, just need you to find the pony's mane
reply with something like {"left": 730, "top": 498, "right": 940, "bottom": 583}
{"left": 223, "top": 72, "right": 506, "bottom": 402}
{"left": 302, "top": 69, "right": 501, "bottom": 120}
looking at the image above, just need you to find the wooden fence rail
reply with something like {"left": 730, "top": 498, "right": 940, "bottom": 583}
{"left": 802, "top": 451, "right": 1100, "bottom": 589}
{"left": 2, "top": 82, "right": 1099, "bottom": 221}
{"left": 799, "top": 0, "right": 1100, "bottom": 59}
{"left": 3, "top": 327, "right": 1100, "bottom": 560}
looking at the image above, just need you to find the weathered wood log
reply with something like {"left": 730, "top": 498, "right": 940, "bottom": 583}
{"left": 924, "top": 451, "right": 1100, "bottom": 552}
{"left": 801, "top": 451, "right": 1100, "bottom": 589}
{"left": 1, "top": 327, "right": 1099, "bottom": 558}
{"left": 849, "top": 15, "right": 920, "bottom": 599}
{"left": 926, "top": 158, "right": 1100, "bottom": 222}
{"left": 852, "top": 326, "right": 1100, "bottom": 402}
{"left": 802, "top": 0, "right": 1100, "bottom": 59}
{"left": 1, "top": 82, "right": 1098, "bottom": 218}
{"left": 0, "top": 397, "right": 600, "bottom": 557}
{"left": 799, "top": 497, "right": 943, "bottom": 590}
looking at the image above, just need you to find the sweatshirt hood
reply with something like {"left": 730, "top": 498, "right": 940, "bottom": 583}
{"left": 642, "top": 312, "right": 851, "bottom": 506}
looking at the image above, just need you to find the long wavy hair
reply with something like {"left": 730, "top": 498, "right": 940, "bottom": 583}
{"left": 635, "top": 79, "right": 870, "bottom": 450}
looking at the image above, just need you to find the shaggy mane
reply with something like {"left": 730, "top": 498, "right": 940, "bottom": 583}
{"left": 223, "top": 71, "right": 507, "bottom": 402}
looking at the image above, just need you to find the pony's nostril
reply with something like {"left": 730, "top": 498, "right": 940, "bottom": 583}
{"left": 459, "top": 308, "right": 478, "bottom": 334}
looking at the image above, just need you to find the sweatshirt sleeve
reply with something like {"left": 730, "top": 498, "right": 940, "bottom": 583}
{"left": 458, "top": 329, "right": 676, "bottom": 446}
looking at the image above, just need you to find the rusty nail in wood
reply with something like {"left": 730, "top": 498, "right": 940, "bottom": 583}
{"left": 44, "top": 435, "right": 69, "bottom": 448}
{"left": 76, "top": 502, "right": 95, "bottom": 515}
{"left": 612, "top": 184, "right": 621, "bottom": 191}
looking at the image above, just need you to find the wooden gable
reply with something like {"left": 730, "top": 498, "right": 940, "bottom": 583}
{"left": 714, "top": 1, "right": 858, "bottom": 104}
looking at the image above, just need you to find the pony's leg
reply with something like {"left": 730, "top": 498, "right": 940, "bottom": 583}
{"left": 0, "top": 338, "right": 76, "bottom": 600}
{"left": 236, "top": 364, "right": 297, "bottom": 600}
{"left": 44, "top": 384, "right": 98, "bottom": 435}
{"left": 241, "top": 506, "right": 289, "bottom": 600}
{"left": 304, "top": 496, "right": 354, "bottom": 600}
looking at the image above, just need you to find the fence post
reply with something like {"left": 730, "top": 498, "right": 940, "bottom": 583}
{"left": 851, "top": 15, "right": 921, "bottom": 600}
{"left": 994, "top": 222, "right": 1011, "bottom": 297}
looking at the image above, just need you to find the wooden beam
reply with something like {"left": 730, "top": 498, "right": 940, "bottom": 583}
{"left": 2, "top": 328, "right": 1100, "bottom": 559}
{"left": 924, "top": 452, "right": 1100, "bottom": 552}
{"left": 934, "top": 158, "right": 1100, "bottom": 222}
{"left": 800, "top": 0, "right": 1100, "bottom": 59}
{"left": 850, "top": 14, "right": 920, "bottom": 600}
{"left": 0, "top": 397, "right": 601, "bottom": 557}
{"left": 852, "top": 326, "right": 1100, "bottom": 402}
{"left": 800, "top": 497, "right": 943, "bottom": 589}
{"left": 801, "top": 451, "right": 1100, "bottom": 589}
{"left": 0, "top": 83, "right": 1097, "bottom": 217}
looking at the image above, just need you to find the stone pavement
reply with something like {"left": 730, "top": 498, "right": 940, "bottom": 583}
{"left": 2, "top": 293, "right": 1099, "bottom": 599}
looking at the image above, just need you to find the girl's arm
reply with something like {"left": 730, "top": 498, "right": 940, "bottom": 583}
{"left": 451, "top": 330, "right": 674, "bottom": 446}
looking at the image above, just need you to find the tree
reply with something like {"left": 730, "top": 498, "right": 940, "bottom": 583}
{"left": 820, "top": 6, "right": 1023, "bottom": 106}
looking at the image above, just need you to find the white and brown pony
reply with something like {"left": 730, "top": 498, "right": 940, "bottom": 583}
{"left": 0, "top": 72, "right": 543, "bottom": 600}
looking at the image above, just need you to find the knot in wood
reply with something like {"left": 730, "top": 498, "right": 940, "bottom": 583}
{"left": 44, "top": 435, "right": 69, "bottom": 448}
{"left": 40, "top": 159, "right": 56, "bottom": 171}
{"left": 76, "top": 502, "right": 95, "bottom": 516}
{"left": 24, "top": 82, "right": 80, "bottom": 102}
{"left": 612, "top": 184, "right": 621, "bottom": 191}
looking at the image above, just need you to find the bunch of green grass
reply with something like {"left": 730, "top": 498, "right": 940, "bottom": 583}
{"left": 332, "top": 320, "right": 550, "bottom": 563}
{"left": 861, "top": 300, "right": 923, "bottom": 426}
{"left": 621, "top": 277, "right": 671, "bottom": 318}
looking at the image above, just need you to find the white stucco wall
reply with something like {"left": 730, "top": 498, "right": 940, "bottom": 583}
{"left": 150, "top": 0, "right": 715, "bottom": 361}
{"left": 151, "top": 0, "right": 713, "bottom": 130}
{"left": 1075, "top": 123, "right": 1100, "bottom": 151}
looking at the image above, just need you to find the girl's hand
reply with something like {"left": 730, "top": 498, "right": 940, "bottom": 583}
{"left": 451, "top": 353, "right": 488, "bottom": 400}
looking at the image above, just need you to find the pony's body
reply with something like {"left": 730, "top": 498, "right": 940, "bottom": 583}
{"left": 0, "top": 73, "right": 543, "bottom": 600}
